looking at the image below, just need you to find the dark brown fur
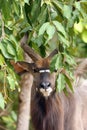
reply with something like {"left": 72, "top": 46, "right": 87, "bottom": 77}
{"left": 31, "top": 93, "right": 64, "bottom": 130}
{"left": 31, "top": 82, "right": 87, "bottom": 130}
{"left": 12, "top": 39, "right": 87, "bottom": 130}
{"left": 30, "top": 59, "right": 87, "bottom": 130}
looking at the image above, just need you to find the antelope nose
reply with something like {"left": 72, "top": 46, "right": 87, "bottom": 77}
{"left": 40, "top": 82, "right": 51, "bottom": 89}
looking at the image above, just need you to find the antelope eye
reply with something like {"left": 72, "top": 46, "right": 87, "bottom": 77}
{"left": 33, "top": 68, "right": 39, "bottom": 73}
{"left": 54, "top": 69, "right": 57, "bottom": 72}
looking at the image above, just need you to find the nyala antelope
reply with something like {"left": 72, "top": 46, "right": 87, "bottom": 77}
{"left": 12, "top": 34, "right": 87, "bottom": 130}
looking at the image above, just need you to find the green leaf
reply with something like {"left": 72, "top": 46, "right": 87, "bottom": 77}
{"left": 7, "top": 43, "right": 16, "bottom": 56}
{"left": 39, "top": 22, "right": 49, "bottom": 35}
{"left": 46, "top": 24, "right": 56, "bottom": 41}
{"left": 63, "top": 5, "right": 72, "bottom": 20}
{"left": 9, "top": 35, "right": 19, "bottom": 48}
{"left": 63, "top": 87, "right": 69, "bottom": 96}
{"left": 50, "top": 54, "right": 58, "bottom": 72}
{"left": 75, "top": 2, "right": 81, "bottom": 11}
{"left": 31, "top": 0, "right": 41, "bottom": 23}
{"left": 11, "top": 111, "right": 17, "bottom": 121}
{"left": 0, "top": 41, "right": 13, "bottom": 59}
{"left": 75, "top": 1, "right": 87, "bottom": 19}
{"left": 56, "top": 73, "right": 65, "bottom": 92}
{"left": 7, "top": 67, "right": 19, "bottom": 87}
{"left": 55, "top": 54, "right": 62, "bottom": 70}
{"left": 13, "top": 1, "right": 20, "bottom": 16}
{"left": 24, "top": 3, "right": 32, "bottom": 26}
{"left": 31, "top": 35, "right": 44, "bottom": 47}
{"left": 16, "top": 46, "right": 24, "bottom": 61}
{"left": 24, "top": 0, "right": 29, "bottom": 4}
{"left": 0, "top": 37, "right": 21, "bottom": 60}
{"left": 39, "top": 22, "right": 56, "bottom": 43}
{"left": 64, "top": 74, "right": 74, "bottom": 92}
{"left": 51, "top": 0, "right": 63, "bottom": 18}
{"left": 81, "top": 1, "right": 87, "bottom": 14}
{"left": 7, "top": 35, "right": 24, "bottom": 60}
{"left": 0, "top": 54, "right": 5, "bottom": 66}
{"left": 0, "top": 93, "right": 5, "bottom": 109}
{"left": 74, "top": 21, "right": 83, "bottom": 33}
{"left": 20, "top": 26, "right": 32, "bottom": 33}
{"left": 39, "top": 45, "right": 46, "bottom": 57}
{"left": 58, "top": 33, "right": 69, "bottom": 47}
{"left": 37, "top": 3, "right": 48, "bottom": 26}
{"left": 0, "top": 0, "right": 11, "bottom": 20}
{"left": 50, "top": 54, "right": 62, "bottom": 72}
{"left": 7, "top": 75, "right": 15, "bottom": 90}
{"left": 53, "top": 21, "right": 67, "bottom": 37}
{"left": 64, "top": 53, "right": 76, "bottom": 66}
{"left": 81, "top": 30, "right": 87, "bottom": 43}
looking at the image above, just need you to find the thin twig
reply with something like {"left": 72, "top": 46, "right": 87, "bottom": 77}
{"left": 0, "top": 104, "right": 11, "bottom": 117}
{"left": 0, "top": 125, "right": 7, "bottom": 130}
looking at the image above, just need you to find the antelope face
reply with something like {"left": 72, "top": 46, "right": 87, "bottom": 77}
{"left": 34, "top": 69, "right": 56, "bottom": 97}
{"left": 33, "top": 59, "right": 56, "bottom": 97}
{"left": 12, "top": 59, "right": 57, "bottom": 98}
{"left": 12, "top": 58, "right": 57, "bottom": 97}
{"left": 11, "top": 34, "right": 58, "bottom": 97}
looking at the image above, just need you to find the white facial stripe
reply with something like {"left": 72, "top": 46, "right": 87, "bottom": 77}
{"left": 39, "top": 69, "right": 50, "bottom": 73}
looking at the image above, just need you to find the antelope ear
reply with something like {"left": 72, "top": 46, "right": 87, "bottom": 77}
{"left": 11, "top": 61, "right": 35, "bottom": 75}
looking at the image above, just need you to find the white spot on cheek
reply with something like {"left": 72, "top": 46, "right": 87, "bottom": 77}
{"left": 40, "top": 87, "right": 52, "bottom": 97}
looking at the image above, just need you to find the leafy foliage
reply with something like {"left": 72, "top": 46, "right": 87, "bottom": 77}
{"left": 0, "top": 0, "right": 87, "bottom": 129}
{"left": 0, "top": 93, "right": 5, "bottom": 109}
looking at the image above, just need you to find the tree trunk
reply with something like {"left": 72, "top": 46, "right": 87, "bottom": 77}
{"left": 16, "top": 73, "right": 33, "bottom": 130}
{"left": 16, "top": 53, "right": 33, "bottom": 130}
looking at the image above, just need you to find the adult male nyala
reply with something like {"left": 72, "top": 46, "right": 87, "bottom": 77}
{"left": 13, "top": 34, "right": 87, "bottom": 130}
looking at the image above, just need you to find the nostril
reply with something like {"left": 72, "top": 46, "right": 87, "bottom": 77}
{"left": 40, "top": 82, "right": 51, "bottom": 89}
{"left": 40, "top": 82, "right": 46, "bottom": 89}
{"left": 47, "top": 82, "right": 51, "bottom": 87}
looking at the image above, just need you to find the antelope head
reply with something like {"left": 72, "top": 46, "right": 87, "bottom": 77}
{"left": 11, "top": 34, "right": 58, "bottom": 98}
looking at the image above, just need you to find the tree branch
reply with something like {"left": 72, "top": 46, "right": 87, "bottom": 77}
{"left": 0, "top": 125, "right": 7, "bottom": 130}
{"left": 0, "top": 104, "right": 11, "bottom": 117}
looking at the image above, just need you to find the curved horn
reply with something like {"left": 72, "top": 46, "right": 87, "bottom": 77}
{"left": 47, "top": 49, "right": 58, "bottom": 60}
{"left": 20, "top": 33, "right": 42, "bottom": 62}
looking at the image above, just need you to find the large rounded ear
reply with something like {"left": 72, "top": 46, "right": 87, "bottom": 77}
{"left": 11, "top": 61, "right": 36, "bottom": 75}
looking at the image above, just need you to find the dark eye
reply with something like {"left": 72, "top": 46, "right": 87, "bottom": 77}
{"left": 54, "top": 69, "right": 57, "bottom": 72}
{"left": 33, "top": 68, "right": 39, "bottom": 73}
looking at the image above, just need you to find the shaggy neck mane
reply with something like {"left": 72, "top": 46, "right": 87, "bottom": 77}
{"left": 31, "top": 93, "right": 64, "bottom": 130}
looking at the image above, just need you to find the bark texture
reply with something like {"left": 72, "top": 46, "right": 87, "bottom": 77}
{"left": 16, "top": 53, "right": 33, "bottom": 130}
{"left": 16, "top": 73, "right": 33, "bottom": 130}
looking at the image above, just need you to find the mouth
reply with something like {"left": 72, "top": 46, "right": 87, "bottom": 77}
{"left": 39, "top": 87, "right": 53, "bottom": 97}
